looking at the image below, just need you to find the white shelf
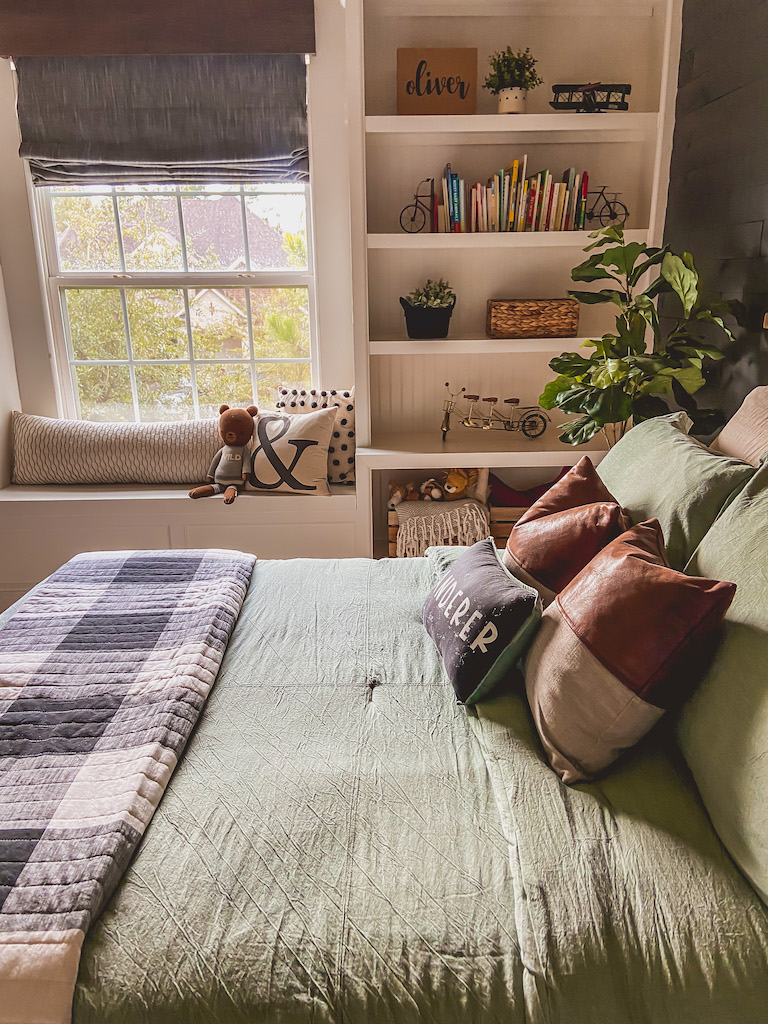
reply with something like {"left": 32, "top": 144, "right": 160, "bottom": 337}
{"left": 374, "top": 1, "right": 657, "bottom": 16}
{"left": 357, "top": 429, "right": 607, "bottom": 470}
{"left": 370, "top": 337, "right": 588, "bottom": 355}
{"left": 365, "top": 113, "right": 657, "bottom": 142}
{"left": 368, "top": 229, "right": 647, "bottom": 249}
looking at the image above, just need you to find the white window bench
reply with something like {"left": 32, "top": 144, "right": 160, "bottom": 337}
{"left": 0, "top": 484, "right": 359, "bottom": 610}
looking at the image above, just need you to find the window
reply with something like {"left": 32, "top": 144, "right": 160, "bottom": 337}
{"left": 37, "top": 183, "right": 315, "bottom": 421}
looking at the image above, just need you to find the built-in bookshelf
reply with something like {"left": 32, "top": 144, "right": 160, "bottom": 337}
{"left": 346, "top": 0, "right": 684, "bottom": 555}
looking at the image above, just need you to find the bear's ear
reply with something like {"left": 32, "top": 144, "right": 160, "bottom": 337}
{"left": 246, "top": 405, "right": 258, "bottom": 418}
{"left": 219, "top": 404, "right": 230, "bottom": 415}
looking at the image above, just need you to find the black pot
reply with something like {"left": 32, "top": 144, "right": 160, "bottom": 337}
{"left": 400, "top": 297, "right": 455, "bottom": 339}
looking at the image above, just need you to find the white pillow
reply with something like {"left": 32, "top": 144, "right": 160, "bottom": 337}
{"left": 245, "top": 407, "right": 336, "bottom": 496}
{"left": 11, "top": 412, "right": 220, "bottom": 485}
{"left": 276, "top": 387, "right": 355, "bottom": 484}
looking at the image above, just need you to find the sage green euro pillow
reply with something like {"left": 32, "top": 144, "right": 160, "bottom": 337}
{"left": 597, "top": 412, "right": 755, "bottom": 568}
{"left": 678, "top": 462, "right": 768, "bottom": 904}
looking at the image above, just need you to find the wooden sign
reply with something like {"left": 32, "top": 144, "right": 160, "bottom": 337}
{"left": 397, "top": 48, "right": 477, "bottom": 116}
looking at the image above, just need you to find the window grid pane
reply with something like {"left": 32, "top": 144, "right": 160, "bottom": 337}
{"left": 47, "top": 182, "right": 313, "bottom": 422}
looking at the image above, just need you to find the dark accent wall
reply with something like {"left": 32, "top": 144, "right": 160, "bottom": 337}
{"left": 663, "top": 0, "right": 768, "bottom": 416}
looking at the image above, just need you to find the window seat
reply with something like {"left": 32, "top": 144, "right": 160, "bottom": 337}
{"left": 0, "top": 483, "right": 359, "bottom": 611}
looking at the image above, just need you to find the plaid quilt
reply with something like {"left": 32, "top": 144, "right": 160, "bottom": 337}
{"left": 0, "top": 549, "right": 256, "bottom": 1024}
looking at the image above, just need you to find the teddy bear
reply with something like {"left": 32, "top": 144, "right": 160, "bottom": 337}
{"left": 442, "top": 467, "right": 478, "bottom": 501}
{"left": 420, "top": 477, "right": 444, "bottom": 501}
{"left": 189, "top": 403, "right": 258, "bottom": 504}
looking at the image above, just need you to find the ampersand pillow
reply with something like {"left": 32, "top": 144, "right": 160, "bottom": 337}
{"left": 245, "top": 407, "right": 336, "bottom": 495}
{"left": 276, "top": 387, "right": 356, "bottom": 484}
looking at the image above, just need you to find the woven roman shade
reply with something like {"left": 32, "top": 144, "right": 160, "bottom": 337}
{"left": 0, "top": 0, "right": 315, "bottom": 56}
{"left": 16, "top": 54, "right": 309, "bottom": 185}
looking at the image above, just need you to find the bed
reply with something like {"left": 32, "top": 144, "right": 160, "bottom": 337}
{"left": 17, "top": 551, "right": 758, "bottom": 1023}
{"left": 4, "top": 398, "right": 768, "bottom": 1023}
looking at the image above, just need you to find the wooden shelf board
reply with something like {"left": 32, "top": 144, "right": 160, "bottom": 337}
{"left": 369, "top": 336, "right": 590, "bottom": 355}
{"left": 368, "top": 229, "right": 647, "bottom": 250}
{"left": 365, "top": 113, "right": 657, "bottom": 140}
{"left": 357, "top": 430, "right": 607, "bottom": 470}
{"left": 373, "top": 1, "right": 657, "bottom": 17}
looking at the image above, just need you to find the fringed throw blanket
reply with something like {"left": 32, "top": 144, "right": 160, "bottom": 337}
{"left": 395, "top": 498, "right": 490, "bottom": 557}
{"left": 0, "top": 549, "right": 255, "bottom": 1024}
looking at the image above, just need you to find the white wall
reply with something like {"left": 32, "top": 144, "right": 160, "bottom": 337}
{"left": 0, "top": 267, "right": 21, "bottom": 486}
{"left": 0, "top": 62, "right": 57, "bottom": 417}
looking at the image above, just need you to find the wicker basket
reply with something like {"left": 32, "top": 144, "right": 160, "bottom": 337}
{"left": 486, "top": 298, "right": 579, "bottom": 339}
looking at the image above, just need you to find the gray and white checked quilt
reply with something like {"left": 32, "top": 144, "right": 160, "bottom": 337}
{"left": 0, "top": 548, "right": 256, "bottom": 1024}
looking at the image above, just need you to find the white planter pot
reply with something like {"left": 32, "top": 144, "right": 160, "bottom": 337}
{"left": 497, "top": 88, "right": 527, "bottom": 114}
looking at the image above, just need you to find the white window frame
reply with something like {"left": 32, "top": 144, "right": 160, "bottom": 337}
{"left": 35, "top": 183, "right": 319, "bottom": 420}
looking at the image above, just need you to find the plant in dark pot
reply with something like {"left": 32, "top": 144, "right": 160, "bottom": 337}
{"left": 400, "top": 278, "right": 456, "bottom": 339}
{"left": 539, "top": 225, "right": 741, "bottom": 447}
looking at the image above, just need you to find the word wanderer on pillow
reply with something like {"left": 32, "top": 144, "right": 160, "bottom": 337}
{"left": 422, "top": 538, "right": 542, "bottom": 705}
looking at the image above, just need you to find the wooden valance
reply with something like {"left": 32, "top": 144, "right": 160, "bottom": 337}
{"left": 0, "top": 0, "right": 315, "bottom": 56}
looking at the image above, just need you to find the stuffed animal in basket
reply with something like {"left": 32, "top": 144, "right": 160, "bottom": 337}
{"left": 189, "top": 403, "right": 258, "bottom": 504}
{"left": 388, "top": 480, "right": 419, "bottom": 508}
{"left": 442, "top": 467, "right": 478, "bottom": 500}
{"left": 420, "top": 478, "right": 444, "bottom": 501}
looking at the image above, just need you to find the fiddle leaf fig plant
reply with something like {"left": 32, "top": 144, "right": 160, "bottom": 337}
{"left": 539, "top": 226, "right": 741, "bottom": 446}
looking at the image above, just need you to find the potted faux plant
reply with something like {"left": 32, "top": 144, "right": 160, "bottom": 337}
{"left": 483, "top": 47, "right": 543, "bottom": 114}
{"left": 400, "top": 278, "right": 456, "bottom": 339}
{"left": 539, "top": 225, "right": 741, "bottom": 447}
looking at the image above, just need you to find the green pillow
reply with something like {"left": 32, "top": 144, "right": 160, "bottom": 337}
{"left": 678, "top": 462, "right": 768, "bottom": 904}
{"left": 597, "top": 412, "right": 755, "bottom": 568}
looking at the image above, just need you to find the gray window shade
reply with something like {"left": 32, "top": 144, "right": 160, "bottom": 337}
{"left": 16, "top": 54, "right": 309, "bottom": 186}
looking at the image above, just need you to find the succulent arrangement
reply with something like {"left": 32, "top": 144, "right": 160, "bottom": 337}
{"left": 539, "top": 225, "right": 741, "bottom": 446}
{"left": 403, "top": 278, "right": 456, "bottom": 309}
{"left": 482, "top": 47, "right": 544, "bottom": 95}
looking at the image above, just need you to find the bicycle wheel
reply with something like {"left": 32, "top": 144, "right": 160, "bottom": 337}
{"left": 599, "top": 200, "right": 629, "bottom": 227}
{"left": 400, "top": 204, "right": 427, "bottom": 233}
{"left": 521, "top": 413, "right": 547, "bottom": 439}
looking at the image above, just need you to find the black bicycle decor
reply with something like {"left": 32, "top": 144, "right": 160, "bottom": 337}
{"left": 550, "top": 82, "right": 631, "bottom": 113}
{"left": 400, "top": 178, "right": 434, "bottom": 233}
{"left": 585, "top": 186, "right": 629, "bottom": 227}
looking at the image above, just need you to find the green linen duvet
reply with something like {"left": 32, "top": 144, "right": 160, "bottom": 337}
{"left": 66, "top": 555, "right": 768, "bottom": 1024}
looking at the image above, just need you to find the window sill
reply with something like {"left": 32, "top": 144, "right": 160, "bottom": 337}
{"left": 0, "top": 483, "right": 355, "bottom": 503}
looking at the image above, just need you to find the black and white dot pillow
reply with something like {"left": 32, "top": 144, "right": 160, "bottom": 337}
{"left": 275, "top": 386, "right": 355, "bottom": 485}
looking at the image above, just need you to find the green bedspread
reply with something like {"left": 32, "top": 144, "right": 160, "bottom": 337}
{"left": 62, "top": 555, "right": 768, "bottom": 1023}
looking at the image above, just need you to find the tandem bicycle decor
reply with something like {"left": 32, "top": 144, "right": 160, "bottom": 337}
{"left": 441, "top": 384, "right": 550, "bottom": 441}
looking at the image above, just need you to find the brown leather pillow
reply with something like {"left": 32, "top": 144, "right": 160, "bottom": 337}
{"left": 502, "top": 455, "right": 630, "bottom": 603}
{"left": 525, "top": 520, "right": 736, "bottom": 783}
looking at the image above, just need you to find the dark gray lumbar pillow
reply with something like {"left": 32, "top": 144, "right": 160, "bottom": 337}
{"left": 422, "top": 537, "right": 542, "bottom": 704}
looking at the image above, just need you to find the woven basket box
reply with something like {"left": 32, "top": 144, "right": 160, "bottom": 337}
{"left": 486, "top": 298, "right": 579, "bottom": 339}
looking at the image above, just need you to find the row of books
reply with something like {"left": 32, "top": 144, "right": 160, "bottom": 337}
{"left": 435, "top": 159, "right": 590, "bottom": 233}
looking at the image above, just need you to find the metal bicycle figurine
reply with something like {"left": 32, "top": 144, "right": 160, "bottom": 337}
{"left": 400, "top": 178, "right": 435, "bottom": 233}
{"left": 442, "top": 384, "right": 550, "bottom": 441}
{"left": 586, "top": 186, "right": 629, "bottom": 226}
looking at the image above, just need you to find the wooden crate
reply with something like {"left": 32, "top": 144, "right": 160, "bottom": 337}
{"left": 387, "top": 505, "right": 526, "bottom": 557}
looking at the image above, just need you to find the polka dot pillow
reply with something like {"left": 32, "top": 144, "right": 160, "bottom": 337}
{"left": 276, "top": 387, "right": 355, "bottom": 484}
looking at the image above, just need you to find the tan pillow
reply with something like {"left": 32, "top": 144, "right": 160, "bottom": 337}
{"left": 710, "top": 386, "right": 768, "bottom": 466}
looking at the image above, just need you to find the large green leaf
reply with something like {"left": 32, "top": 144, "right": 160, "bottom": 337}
{"left": 584, "top": 225, "right": 625, "bottom": 251}
{"left": 590, "top": 358, "right": 630, "bottom": 388}
{"left": 693, "top": 310, "right": 735, "bottom": 343}
{"left": 554, "top": 384, "right": 598, "bottom": 414}
{"left": 597, "top": 241, "right": 647, "bottom": 279}
{"left": 628, "top": 246, "right": 669, "bottom": 286}
{"left": 549, "top": 352, "right": 594, "bottom": 376}
{"left": 567, "top": 289, "right": 627, "bottom": 307}
{"left": 558, "top": 415, "right": 603, "bottom": 445}
{"left": 661, "top": 252, "right": 698, "bottom": 317}
{"left": 539, "top": 374, "right": 577, "bottom": 409}
{"left": 632, "top": 393, "right": 670, "bottom": 422}
{"left": 615, "top": 313, "right": 647, "bottom": 354}
{"left": 586, "top": 385, "right": 634, "bottom": 425}
{"left": 671, "top": 376, "right": 698, "bottom": 413}
{"left": 646, "top": 365, "right": 706, "bottom": 396}
{"left": 665, "top": 337, "right": 726, "bottom": 360}
{"left": 571, "top": 252, "right": 622, "bottom": 284}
